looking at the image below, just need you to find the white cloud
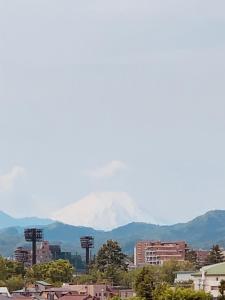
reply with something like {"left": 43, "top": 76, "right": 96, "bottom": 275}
{"left": 84, "top": 160, "right": 126, "bottom": 179}
{"left": 0, "top": 166, "right": 26, "bottom": 192}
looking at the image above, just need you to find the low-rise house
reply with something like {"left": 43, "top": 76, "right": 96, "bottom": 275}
{"left": 192, "top": 262, "right": 225, "bottom": 298}
{"left": 118, "top": 289, "right": 135, "bottom": 299}
{"left": 12, "top": 281, "right": 53, "bottom": 297}
{"left": 174, "top": 271, "right": 194, "bottom": 283}
{"left": 62, "top": 285, "right": 108, "bottom": 299}
{"left": 58, "top": 295, "right": 94, "bottom": 300}
{"left": 35, "top": 282, "right": 53, "bottom": 292}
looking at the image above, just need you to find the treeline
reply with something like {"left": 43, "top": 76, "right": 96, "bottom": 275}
{"left": 0, "top": 257, "right": 74, "bottom": 291}
{"left": 186, "top": 244, "right": 225, "bottom": 268}
{"left": 1, "top": 239, "right": 225, "bottom": 299}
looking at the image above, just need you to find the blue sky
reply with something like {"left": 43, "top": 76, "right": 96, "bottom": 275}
{"left": 0, "top": 0, "right": 225, "bottom": 226}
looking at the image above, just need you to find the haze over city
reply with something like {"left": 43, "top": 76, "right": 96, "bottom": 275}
{"left": 1, "top": 0, "right": 225, "bottom": 229}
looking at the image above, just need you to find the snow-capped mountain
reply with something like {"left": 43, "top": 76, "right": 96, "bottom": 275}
{"left": 52, "top": 192, "right": 151, "bottom": 230}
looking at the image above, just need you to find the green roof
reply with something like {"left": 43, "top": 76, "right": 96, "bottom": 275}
{"left": 192, "top": 262, "right": 225, "bottom": 276}
{"left": 205, "top": 262, "right": 225, "bottom": 275}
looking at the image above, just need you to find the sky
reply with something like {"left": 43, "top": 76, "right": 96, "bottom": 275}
{"left": 0, "top": 0, "right": 225, "bottom": 228}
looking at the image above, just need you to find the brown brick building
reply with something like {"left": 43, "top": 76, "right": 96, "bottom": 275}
{"left": 134, "top": 240, "right": 188, "bottom": 266}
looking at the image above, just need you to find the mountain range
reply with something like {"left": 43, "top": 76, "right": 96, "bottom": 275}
{"left": 0, "top": 211, "right": 53, "bottom": 228}
{"left": 1, "top": 210, "right": 225, "bottom": 257}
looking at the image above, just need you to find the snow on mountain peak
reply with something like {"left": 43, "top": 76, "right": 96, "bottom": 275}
{"left": 52, "top": 192, "right": 151, "bottom": 230}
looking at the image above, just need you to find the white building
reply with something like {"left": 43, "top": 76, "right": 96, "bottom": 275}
{"left": 174, "top": 271, "right": 194, "bottom": 283}
{"left": 192, "top": 262, "right": 225, "bottom": 299}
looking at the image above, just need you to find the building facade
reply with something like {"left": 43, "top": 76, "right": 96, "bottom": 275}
{"left": 196, "top": 249, "right": 209, "bottom": 267}
{"left": 193, "top": 262, "right": 225, "bottom": 299}
{"left": 14, "top": 247, "right": 31, "bottom": 266}
{"left": 134, "top": 240, "right": 188, "bottom": 266}
{"left": 36, "top": 241, "right": 52, "bottom": 264}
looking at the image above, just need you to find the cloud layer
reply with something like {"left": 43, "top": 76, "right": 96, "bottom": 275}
{"left": 0, "top": 166, "right": 26, "bottom": 192}
{"left": 84, "top": 160, "right": 126, "bottom": 179}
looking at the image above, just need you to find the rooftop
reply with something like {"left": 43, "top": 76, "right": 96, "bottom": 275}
{"left": 36, "top": 281, "right": 52, "bottom": 287}
{"left": 193, "top": 262, "right": 225, "bottom": 276}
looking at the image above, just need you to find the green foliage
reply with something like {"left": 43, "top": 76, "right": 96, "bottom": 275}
{"left": 134, "top": 267, "right": 155, "bottom": 300}
{"left": 119, "top": 268, "right": 142, "bottom": 288}
{"left": 0, "top": 257, "right": 25, "bottom": 291}
{"left": 207, "top": 245, "right": 224, "bottom": 264}
{"left": 186, "top": 249, "right": 199, "bottom": 268}
{"left": 70, "top": 253, "right": 85, "bottom": 270}
{"left": 219, "top": 280, "right": 225, "bottom": 299}
{"left": 159, "top": 260, "right": 194, "bottom": 285}
{"left": 0, "top": 256, "right": 25, "bottom": 281}
{"left": 5, "top": 275, "right": 24, "bottom": 292}
{"left": 111, "top": 296, "right": 122, "bottom": 300}
{"left": 153, "top": 286, "right": 212, "bottom": 300}
{"left": 26, "top": 259, "right": 74, "bottom": 284}
{"left": 94, "top": 240, "right": 127, "bottom": 284}
{"left": 96, "top": 240, "right": 127, "bottom": 272}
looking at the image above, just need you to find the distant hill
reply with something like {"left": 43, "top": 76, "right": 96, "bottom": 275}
{"left": 1, "top": 210, "right": 225, "bottom": 257}
{"left": 0, "top": 211, "right": 53, "bottom": 229}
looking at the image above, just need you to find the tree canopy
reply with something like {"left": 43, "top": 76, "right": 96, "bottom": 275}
{"left": 207, "top": 245, "right": 224, "bottom": 264}
{"left": 96, "top": 240, "right": 127, "bottom": 272}
{"left": 26, "top": 259, "right": 74, "bottom": 284}
{"left": 134, "top": 267, "right": 155, "bottom": 300}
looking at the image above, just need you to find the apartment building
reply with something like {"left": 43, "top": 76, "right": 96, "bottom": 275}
{"left": 196, "top": 249, "right": 209, "bottom": 267}
{"left": 134, "top": 240, "right": 188, "bottom": 266}
{"left": 36, "top": 241, "right": 52, "bottom": 264}
{"left": 14, "top": 247, "right": 31, "bottom": 266}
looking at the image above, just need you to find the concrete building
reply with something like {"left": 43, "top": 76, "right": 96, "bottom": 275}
{"left": 49, "top": 245, "right": 61, "bottom": 260}
{"left": 14, "top": 247, "right": 31, "bottom": 266}
{"left": 37, "top": 241, "right": 52, "bottom": 264}
{"left": 192, "top": 262, "right": 225, "bottom": 299}
{"left": 134, "top": 240, "right": 188, "bottom": 266}
{"left": 196, "top": 249, "right": 209, "bottom": 267}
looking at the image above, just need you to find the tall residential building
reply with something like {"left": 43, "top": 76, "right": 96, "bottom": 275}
{"left": 134, "top": 240, "right": 188, "bottom": 266}
{"left": 14, "top": 246, "right": 31, "bottom": 266}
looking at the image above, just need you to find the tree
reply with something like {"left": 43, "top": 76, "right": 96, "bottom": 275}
{"left": 153, "top": 286, "right": 212, "bottom": 300}
{"left": 207, "top": 245, "right": 224, "bottom": 264}
{"left": 219, "top": 280, "right": 225, "bottom": 299}
{"left": 5, "top": 275, "right": 24, "bottom": 292}
{"left": 0, "top": 257, "right": 25, "bottom": 281}
{"left": 160, "top": 260, "right": 194, "bottom": 285}
{"left": 95, "top": 240, "right": 127, "bottom": 284}
{"left": 26, "top": 259, "right": 74, "bottom": 284}
{"left": 96, "top": 240, "right": 127, "bottom": 272}
{"left": 46, "top": 259, "right": 74, "bottom": 283}
{"left": 185, "top": 249, "right": 198, "bottom": 268}
{"left": 134, "top": 267, "right": 155, "bottom": 300}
